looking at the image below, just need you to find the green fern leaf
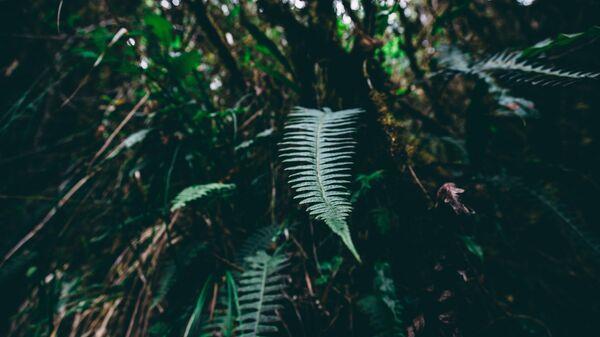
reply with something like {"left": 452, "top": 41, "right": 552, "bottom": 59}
{"left": 171, "top": 183, "right": 235, "bottom": 212}
{"left": 236, "top": 250, "right": 288, "bottom": 337}
{"left": 279, "top": 107, "right": 363, "bottom": 262}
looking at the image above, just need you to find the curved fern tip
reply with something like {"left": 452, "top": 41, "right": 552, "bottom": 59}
{"left": 344, "top": 235, "right": 362, "bottom": 263}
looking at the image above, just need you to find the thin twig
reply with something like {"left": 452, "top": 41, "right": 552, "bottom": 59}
{"left": 89, "top": 92, "right": 149, "bottom": 167}
{"left": 407, "top": 165, "right": 433, "bottom": 206}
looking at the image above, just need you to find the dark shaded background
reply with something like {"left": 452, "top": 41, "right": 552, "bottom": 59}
{"left": 2, "top": 1, "right": 600, "bottom": 337}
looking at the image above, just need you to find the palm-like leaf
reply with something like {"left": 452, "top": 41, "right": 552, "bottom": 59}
{"left": 236, "top": 250, "right": 288, "bottom": 337}
{"left": 279, "top": 107, "right": 363, "bottom": 261}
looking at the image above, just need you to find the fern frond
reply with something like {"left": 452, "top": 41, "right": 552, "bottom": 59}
{"left": 236, "top": 250, "right": 288, "bottom": 337}
{"left": 471, "top": 51, "right": 600, "bottom": 86}
{"left": 436, "top": 45, "right": 538, "bottom": 118}
{"left": 171, "top": 183, "right": 235, "bottom": 212}
{"left": 279, "top": 106, "right": 363, "bottom": 262}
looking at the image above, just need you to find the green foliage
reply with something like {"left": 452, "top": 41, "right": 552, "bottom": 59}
{"left": 358, "top": 263, "right": 405, "bottom": 337}
{"left": 353, "top": 170, "right": 385, "bottom": 202}
{"left": 170, "top": 51, "right": 202, "bottom": 77}
{"left": 280, "top": 107, "right": 363, "bottom": 262}
{"left": 202, "top": 272, "right": 239, "bottom": 337}
{"left": 460, "top": 236, "right": 484, "bottom": 262}
{"left": 170, "top": 183, "right": 236, "bottom": 212}
{"left": 184, "top": 276, "right": 213, "bottom": 337}
{"left": 315, "top": 256, "right": 343, "bottom": 285}
{"left": 182, "top": 272, "right": 240, "bottom": 337}
{"left": 522, "top": 26, "right": 600, "bottom": 57}
{"left": 371, "top": 207, "right": 394, "bottom": 235}
{"left": 144, "top": 13, "right": 173, "bottom": 46}
{"left": 236, "top": 249, "right": 288, "bottom": 337}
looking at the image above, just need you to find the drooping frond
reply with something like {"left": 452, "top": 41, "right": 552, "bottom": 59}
{"left": 171, "top": 183, "right": 235, "bottom": 212}
{"left": 279, "top": 106, "right": 363, "bottom": 261}
{"left": 236, "top": 250, "right": 288, "bottom": 337}
{"left": 436, "top": 45, "right": 538, "bottom": 118}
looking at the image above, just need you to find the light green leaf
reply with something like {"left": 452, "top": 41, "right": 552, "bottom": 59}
{"left": 171, "top": 183, "right": 235, "bottom": 212}
{"left": 460, "top": 236, "right": 484, "bottom": 261}
{"left": 279, "top": 107, "right": 363, "bottom": 262}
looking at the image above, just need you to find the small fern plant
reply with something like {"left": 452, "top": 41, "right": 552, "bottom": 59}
{"left": 279, "top": 107, "right": 363, "bottom": 261}
{"left": 171, "top": 183, "right": 235, "bottom": 212}
{"left": 236, "top": 249, "right": 289, "bottom": 337}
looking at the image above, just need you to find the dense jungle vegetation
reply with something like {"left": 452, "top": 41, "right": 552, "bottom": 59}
{"left": 2, "top": 0, "right": 600, "bottom": 336}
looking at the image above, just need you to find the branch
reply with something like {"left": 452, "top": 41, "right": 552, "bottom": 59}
{"left": 239, "top": 7, "right": 295, "bottom": 76}
{"left": 341, "top": 0, "right": 363, "bottom": 31}
{"left": 396, "top": 6, "right": 449, "bottom": 124}
{"left": 256, "top": 0, "right": 307, "bottom": 39}
{"left": 190, "top": 0, "right": 246, "bottom": 90}
{"left": 256, "top": 0, "right": 317, "bottom": 104}
{"left": 361, "top": 0, "right": 376, "bottom": 36}
{"left": 309, "top": 0, "right": 339, "bottom": 45}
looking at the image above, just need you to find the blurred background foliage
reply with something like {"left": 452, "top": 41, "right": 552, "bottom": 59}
{"left": 1, "top": 0, "right": 600, "bottom": 337}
